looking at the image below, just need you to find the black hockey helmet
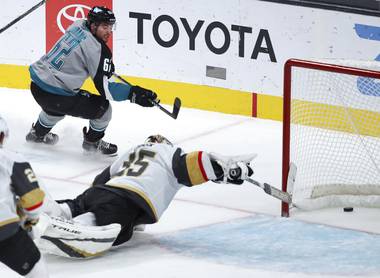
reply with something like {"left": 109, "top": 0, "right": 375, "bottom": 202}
{"left": 87, "top": 6, "right": 116, "bottom": 26}
{"left": 145, "top": 135, "right": 173, "bottom": 146}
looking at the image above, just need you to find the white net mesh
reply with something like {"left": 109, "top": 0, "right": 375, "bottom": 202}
{"left": 288, "top": 60, "right": 380, "bottom": 210}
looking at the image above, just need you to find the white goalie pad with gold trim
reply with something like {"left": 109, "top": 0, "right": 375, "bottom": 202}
{"left": 34, "top": 213, "right": 121, "bottom": 258}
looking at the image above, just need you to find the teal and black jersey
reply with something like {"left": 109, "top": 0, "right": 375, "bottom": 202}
{"left": 30, "top": 20, "right": 130, "bottom": 101}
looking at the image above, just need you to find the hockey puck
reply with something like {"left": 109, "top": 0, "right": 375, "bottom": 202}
{"left": 343, "top": 207, "right": 354, "bottom": 212}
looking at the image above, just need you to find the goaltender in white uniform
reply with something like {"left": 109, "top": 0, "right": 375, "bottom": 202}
{"left": 35, "top": 135, "right": 256, "bottom": 258}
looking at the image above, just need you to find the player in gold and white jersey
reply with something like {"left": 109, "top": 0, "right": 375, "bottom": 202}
{"left": 51, "top": 134, "right": 255, "bottom": 249}
{"left": 0, "top": 115, "right": 49, "bottom": 277}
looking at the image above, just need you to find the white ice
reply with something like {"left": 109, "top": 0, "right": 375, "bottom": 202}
{"left": 1, "top": 88, "right": 380, "bottom": 278}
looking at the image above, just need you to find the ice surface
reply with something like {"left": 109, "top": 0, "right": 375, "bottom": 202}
{"left": 1, "top": 88, "right": 380, "bottom": 278}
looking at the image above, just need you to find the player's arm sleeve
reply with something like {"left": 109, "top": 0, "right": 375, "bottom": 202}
{"left": 92, "top": 151, "right": 130, "bottom": 185}
{"left": 10, "top": 162, "right": 45, "bottom": 215}
{"left": 92, "top": 166, "right": 111, "bottom": 185}
{"left": 172, "top": 148, "right": 220, "bottom": 187}
{"left": 91, "top": 43, "right": 131, "bottom": 101}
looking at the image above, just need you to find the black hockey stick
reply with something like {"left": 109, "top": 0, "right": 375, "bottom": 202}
{"left": 246, "top": 177, "right": 293, "bottom": 204}
{"left": 0, "top": 0, "right": 47, "bottom": 34}
{"left": 113, "top": 73, "right": 181, "bottom": 119}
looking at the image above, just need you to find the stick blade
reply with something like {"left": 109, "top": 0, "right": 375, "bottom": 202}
{"left": 172, "top": 97, "right": 181, "bottom": 119}
{"left": 286, "top": 162, "right": 297, "bottom": 195}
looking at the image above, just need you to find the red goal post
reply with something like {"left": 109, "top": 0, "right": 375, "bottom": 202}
{"left": 282, "top": 58, "right": 380, "bottom": 217}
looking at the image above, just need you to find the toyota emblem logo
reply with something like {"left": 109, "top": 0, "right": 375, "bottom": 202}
{"left": 56, "top": 4, "right": 91, "bottom": 33}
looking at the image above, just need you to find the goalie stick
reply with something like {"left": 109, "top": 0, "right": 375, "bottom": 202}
{"left": 0, "top": 0, "right": 47, "bottom": 34}
{"left": 113, "top": 73, "right": 182, "bottom": 119}
{"left": 246, "top": 177, "right": 292, "bottom": 204}
{"left": 245, "top": 163, "right": 297, "bottom": 204}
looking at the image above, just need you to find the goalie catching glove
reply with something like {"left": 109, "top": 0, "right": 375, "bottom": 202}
{"left": 128, "top": 86, "right": 158, "bottom": 107}
{"left": 210, "top": 153, "right": 256, "bottom": 184}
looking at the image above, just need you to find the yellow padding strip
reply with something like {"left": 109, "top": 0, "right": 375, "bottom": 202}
{"left": 125, "top": 76, "right": 253, "bottom": 116}
{"left": 20, "top": 188, "right": 45, "bottom": 210}
{"left": 106, "top": 183, "right": 158, "bottom": 221}
{"left": 2, "top": 63, "right": 378, "bottom": 135}
{"left": 185, "top": 152, "right": 206, "bottom": 185}
{"left": 292, "top": 100, "right": 380, "bottom": 137}
{"left": 0, "top": 64, "right": 253, "bottom": 116}
{"left": 0, "top": 217, "right": 20, "bottom": 227}
{"left": 0, "top": 64, "right": 31, "bottom": 89}
{"left": 257, "top": 93, "right": 283, "bottom": 121}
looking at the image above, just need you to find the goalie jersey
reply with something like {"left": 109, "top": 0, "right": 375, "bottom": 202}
{"left": 0, "top": 149, "right": 45, "bottom": 241}
{"left": 29, "top": 20, "right": 130, "bottom": 101}
{"left": 94, "top": 143, "right": 218, "bottom": 223}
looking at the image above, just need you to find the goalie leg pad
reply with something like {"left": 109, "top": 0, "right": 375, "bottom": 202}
{"left": 42, "top": 197, "right": 72, "bottom": 219}
{"left": 35, "top": 214, "right": 121, "bottom": 258}
{"left": 73, "top": 212, "right": 96, "bottom": 226}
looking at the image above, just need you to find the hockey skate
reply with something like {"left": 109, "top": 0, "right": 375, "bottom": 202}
{"left": 25, "top": 124, "right": 59, "bottom": 145}
{"left": 82, "top": 127, "right": 118, "bottom": 156}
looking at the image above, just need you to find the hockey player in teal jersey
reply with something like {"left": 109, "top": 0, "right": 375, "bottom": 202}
{"left": 26, "top": 6, "right": 158, "bottom": 156}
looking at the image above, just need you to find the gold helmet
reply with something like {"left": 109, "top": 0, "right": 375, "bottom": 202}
{"left": 145, "top": 134, "right": 173, "bottom": 146}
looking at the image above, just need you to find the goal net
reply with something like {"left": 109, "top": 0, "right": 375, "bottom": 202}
{"left": 282, "top": 59, "right": 380, "bottom": 216}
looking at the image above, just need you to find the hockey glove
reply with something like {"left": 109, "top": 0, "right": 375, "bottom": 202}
{"left": 17, "top": 202, "right": 40, "bottom": 232}
{"left": 21, "top": 215, "right": 39, "bottom": 233}
{"left": 210, "top": 153, "right": 256, "bottom": 185}
{"left": 129, "top": 86, "right": 158, "bottom": 107}
{"left": 227, "top": 162, "right": 254, "bottom": 184}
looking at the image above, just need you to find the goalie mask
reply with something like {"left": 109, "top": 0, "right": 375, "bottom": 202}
{"left": 145, "top": 135, "right": 173, "bottom": 146}
{"left": 0, "top": 115, "right": 9, "bottom": 147}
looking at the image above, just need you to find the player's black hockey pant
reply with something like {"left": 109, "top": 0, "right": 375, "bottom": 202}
{"left": 30, "top": 82, "right": 109, "bottom": 120}
{"left": 59, "top": 186, "right": 142, "bottom": 246}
